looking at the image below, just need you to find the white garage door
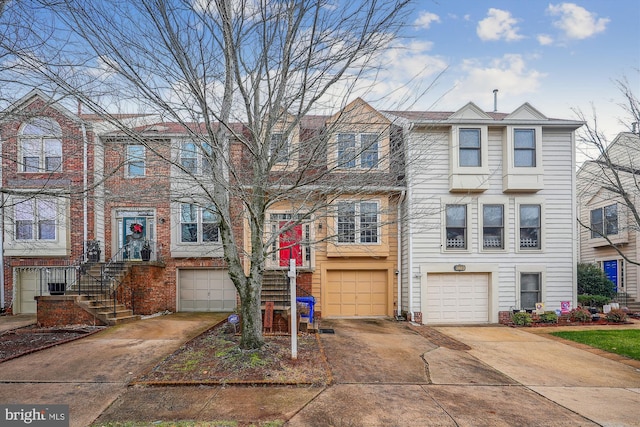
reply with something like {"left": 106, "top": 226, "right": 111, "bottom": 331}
{"left": 325, "top": 270, "right": 388, "bottom": 317}
{"left": 425, "top": 273, "right": 489, "bottom": 323}
{"left": 179, "top": 269, "right": 236, "bottom": 312}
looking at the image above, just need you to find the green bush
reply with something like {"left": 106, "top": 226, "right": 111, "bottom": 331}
{"left": 605, "top": 308, "right": 628, "bottom": 323}
{"left": 578, "top": 294, "right": 611, "bottom": 308}
{"left": 538, "top": 311, "right": 558, "bottom": 323}
{"left": 511, "top": 311, "right": 532, "bottom": 326}
{"left": 569, "top": 307, "right": 592, "bottom": 322}
{"left": 577, "top": 263, "right": 616, "bottom": 298}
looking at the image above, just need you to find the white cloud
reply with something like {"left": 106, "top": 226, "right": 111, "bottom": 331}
{"left": 441, "top": 54, "right": 546, "bottom": 111}
{"left": 537, "top": 34, "right": 554, "bottom": 46}
{"left": 414, "top": 11, "right": 440, "bottom": 30}
{"left": 547, "top": 3, "right": 609, "bottom": 40}
{"left": 477, "top": 8, "right": 524, "bottom": 42}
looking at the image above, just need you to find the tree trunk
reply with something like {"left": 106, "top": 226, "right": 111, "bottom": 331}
{"left": 238, "top": 274, "right": 264, "bottom": 349}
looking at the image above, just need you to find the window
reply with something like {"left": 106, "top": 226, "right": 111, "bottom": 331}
{"left": 180, "top": 204, "right": 220, "bottom": 243}
{"left": 180, "top": 142, "right": 198, "bottom": 173}
{"left": 19, "top": 118, "right": 62, "bottom": 173}
{"left": 520, "top": 272, "right": 541, "bottom": 310}
{"left": 337, "top": 201, "right": 379, "bottom": 243}
{"left": 337, "top": 133, "right": 379, "bottom": 169}
{"left": 360, "top": 134, "right": 379, "bottom": 168}
{"left": 126, "top": 145, "right": 145, "bottom": 177}
{"left": 483, "top": 204, "right": 504, "bottom": 249}
{"left": 590, "top": 204, "right": 618, "bottom": 238}
{"left": 446, "top": 204, "right": 467, "bottom": 249}
{"left": 15, "top": 199, "right": 57, "bottom": 241}
{"left": 519, "top": 204, "right": 541, "bottom": 249}
{"left": 459, "top": 128, "right": 481, "bottom": 167}
{"left": 514, "top": 129, "right": 536, "bottom": 167}
{"left": 269, "top": 133, "right": 289, "bottom": 163}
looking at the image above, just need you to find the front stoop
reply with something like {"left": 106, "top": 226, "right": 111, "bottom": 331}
{"left": 76, "top": 295, "right": 140, "bottom": 326}
{"left": 36, "top": 295, "right": 140, "bottom": 327}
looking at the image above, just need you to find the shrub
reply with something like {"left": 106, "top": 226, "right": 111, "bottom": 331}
{"left": 569, "top": 307, "right": 592, "bottom": 323}
{"left": 511, "top": 311, "right": 532, "bottom": 326}
{"left": 605, "top": 308, "right": 628, "bottom": 323}
{"left": 538, "top": 311, "right": 558, "bottom": 323}
{"left": 578, "top": 294, "right": 611, "bottom": 308}
{"left": 577, "top": 263, "right": 616, "bottom": 298}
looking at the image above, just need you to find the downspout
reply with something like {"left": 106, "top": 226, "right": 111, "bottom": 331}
{"left": 0, "top": 172, "right": 4, "bottom": 308}
{"left": 406, "top": 124, "right": 415, "bottom": 322}
{"left": 396, "top": 190, "right": 405, "bottom": 317}
{"left": 81, "top": 123, "right": 88, "bottom": 252}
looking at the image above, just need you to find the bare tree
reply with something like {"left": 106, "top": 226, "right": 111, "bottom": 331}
{"left": 576, "top": 75, "right": 640, "bottom": 268}
{"left": 6, "top": 0, "right": 413, "bottom": 348}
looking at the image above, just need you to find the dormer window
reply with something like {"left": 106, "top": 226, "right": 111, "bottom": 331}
{"left": 19, "top": 117, "right": 62, "bottom": 173}
{"left": 337, "top": 133, "right": 379, "bottom": 169}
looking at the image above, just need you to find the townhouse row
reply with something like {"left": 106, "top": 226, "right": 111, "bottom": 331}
{"left": 0, "top": 90, "right": 589, "bottom": 324}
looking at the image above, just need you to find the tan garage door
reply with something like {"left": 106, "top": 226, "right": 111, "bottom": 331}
{"left": 425, "top": 273, "right": 489, "bottom": 323}
{"left": 325, "top": 270, "right": 388, "bottom": 317}
{"left": 179, "top": 269, "right": 236, "bottom": 312}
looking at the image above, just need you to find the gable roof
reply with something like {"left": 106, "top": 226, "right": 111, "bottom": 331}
{"left": 1, "top": 89, "right": 82, "bottom": 124}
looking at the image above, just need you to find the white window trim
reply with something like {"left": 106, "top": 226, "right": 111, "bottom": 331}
{"left": 587, "top": 200, "right": 628, "bottom": 247}
{"left": 503, "top": 126, "right": 544, "bottom": 192}
{"left": 441, "top": 196, "right": 472, "bottom": 254}
{"left": 335, "top": 132, "right": 380, "bottom": 170}
{"left": 335, "top": 200, "right": 381, "bottom": 245}
{"left": 178, "top": 140, "right": 213, "bottom": 176}
{"left": 126, "top": 144, "right": 146, "bottom": 178}
{"left": 266, "top": 211, "right": 315, "bottom": 269}
{"left": 170, "top": 202, "right": 223, "bottom": 258}
{"left": 478, "top": 196, "right": 510, "bottom": 253}
{"left": 4, "top": 195, "right": 68, "bottom": 256}
{"left": 269, "top": 132, "right": 290, "bottom": 164}
{"left": 19, "top": 118, "right": 63, "bottom": 173}
{"left": 515, "top": 197, "right": 545, "bottom": 253}
{"left": 515, "top": 265, "right": 546, "bottom": 311}
{"left": 450, "top": 125, "right": 489, "bottom": 192}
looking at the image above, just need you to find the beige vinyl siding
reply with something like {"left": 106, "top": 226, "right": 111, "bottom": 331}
{"left": 577, "top": 135, "right": 639, "bottom": 301}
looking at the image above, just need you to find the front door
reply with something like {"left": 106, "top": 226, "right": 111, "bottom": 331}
{"left": 603, "top": 260, "right": 618, "bottom": 292}
{"left": 123, "top": 217, "right": 147, "bottom": 260}
{"left": 279, "top": 222, "right": 302, "bottom": 267}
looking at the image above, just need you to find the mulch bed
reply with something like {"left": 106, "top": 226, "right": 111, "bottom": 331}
{"left": 0, "top": 325, "right": 104, "bottom": 363}
{"left": 134, "top": 324, "right": 332, "bottom": 386}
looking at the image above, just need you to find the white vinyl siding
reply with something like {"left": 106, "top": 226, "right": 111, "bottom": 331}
{"left": 404, "top": 125, "right": 576, "bottom": 319}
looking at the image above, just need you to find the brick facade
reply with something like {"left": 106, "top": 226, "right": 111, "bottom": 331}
{"left": 36, "top": 296, "right": 107, "bottom": 327}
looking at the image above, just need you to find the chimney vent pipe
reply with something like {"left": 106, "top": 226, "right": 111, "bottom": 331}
{"left": 493, "top": 89, "right": 498, "bottom": 112}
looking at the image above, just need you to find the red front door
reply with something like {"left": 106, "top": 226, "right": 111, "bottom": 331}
{"left": 279, "top": 222, "right": 302, "bottom": 267}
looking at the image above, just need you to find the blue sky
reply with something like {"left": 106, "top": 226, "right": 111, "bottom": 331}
{"left": 369, "top": 0, "right": 639, "bottom": 140}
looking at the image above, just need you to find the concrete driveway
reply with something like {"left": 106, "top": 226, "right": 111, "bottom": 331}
{"left": 288, "top": 319, "right": 636, "bottom": 426}
{"left": 2, "top": 315, "right": 639, "bottom": 426}
{"left": 0, "top": 312, "right": 227, "bottom": 427}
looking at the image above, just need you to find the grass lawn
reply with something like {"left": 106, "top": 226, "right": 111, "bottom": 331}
{"left": 551, "top": 329, "right": 640, "bottom": 361}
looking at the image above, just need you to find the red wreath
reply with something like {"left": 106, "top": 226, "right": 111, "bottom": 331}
{"left": 131, "top": 223, "right": 143, "bottom": 233}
